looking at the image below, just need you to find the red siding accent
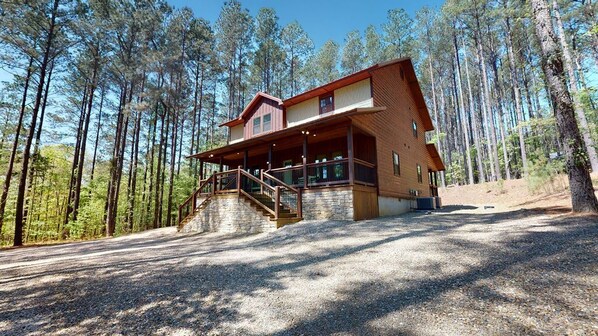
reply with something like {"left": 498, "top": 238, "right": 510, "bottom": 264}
{"left": 244, "top": 97, "right": 284, "bottom": 139}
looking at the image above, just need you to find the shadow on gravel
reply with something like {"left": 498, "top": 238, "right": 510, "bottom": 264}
{"left": 269, "top": 214, "right": 597, "bottom": 335}
{"left": 0, "top": 208, "right": 596, "bottom": 335}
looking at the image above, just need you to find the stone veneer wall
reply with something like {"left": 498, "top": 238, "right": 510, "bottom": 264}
{"left": 181, "top": 194, "right": 277, "bottom": 234}
{"left": 301, "top": 187, "right": 354, "bottom": 220}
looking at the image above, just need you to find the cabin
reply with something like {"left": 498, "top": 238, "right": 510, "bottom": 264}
{"left": 178, "top": 57, "right": 445, "bottom": 233}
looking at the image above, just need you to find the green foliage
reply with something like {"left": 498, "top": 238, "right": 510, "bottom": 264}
{"left": 446, "top": 159, "right": 465, "bottom": 186}
{"left": 525, "top": 150, "right": 566, "bottom": 195}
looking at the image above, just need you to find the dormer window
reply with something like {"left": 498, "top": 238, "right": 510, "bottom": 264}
{"left": 263, "top": 114, "right": 271, "bottom": 132}
{"left": 253, "top": 117, "right": 261, "bottom": 135}
{"left": 319, "top": 93, "right": 334, "bottom": 114}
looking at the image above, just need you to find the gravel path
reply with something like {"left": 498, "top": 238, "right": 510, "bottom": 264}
{"left": 1, "top": 206, "right": 596, "bottom": 335}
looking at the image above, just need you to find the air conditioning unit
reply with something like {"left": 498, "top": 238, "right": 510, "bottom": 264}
{"left": 416, "top": 197, "right": 436, "bottom": 210}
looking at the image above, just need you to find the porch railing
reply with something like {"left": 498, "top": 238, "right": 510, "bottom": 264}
{"left": 177, "top": 167, "right": 302, "bottom": 227}
{"left": 268, "top": 158, "right": 376, "bottom": 188}
{"left": 262, "top": 170, "right": 302, "bottom": 218}
{"left": 354, "top": 158, "right": 376, "bottom": 186}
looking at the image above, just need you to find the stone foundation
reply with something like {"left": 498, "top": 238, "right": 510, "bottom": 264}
{"left": 302, "top": 187, "right": 354, "bottom": 220}
{"left": 180, "top": 194, "right": 276, "bottom": 234}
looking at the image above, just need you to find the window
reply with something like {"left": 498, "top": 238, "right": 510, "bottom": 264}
{"left": 263, "top": 114, "right": 271, "bottom": 132}
{"left": 253, "top": 117, "right": 261, "bottom": 135}
{"left": 316, "top": 154, "right": 328, "bottom": 180}
{"left": 392, "top": 151, "right": 400, "bottom": 176}
{"left": 412, "top": 120, "right": 418, "bottom": 138}
{"left": 417, "top": 164, "right": 422, "bottom": 183}
{"left": 319, "top": 93, "right": 334, "bottom": 114}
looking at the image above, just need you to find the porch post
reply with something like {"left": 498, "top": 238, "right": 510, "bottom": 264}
{"left": 199, "top": 159, "right": 204, "bottom": 181}
{"left": 243, "top": 150, "right": 248, "bottom": 170}
{"left": 237, "top": 166, "right": 242, "bottom": 195}
{"left": 347, "top": 124, "right": 354, "bottom": 185}
{"left": 303, "top": 135, "right": 308, "bottom": 188}
{"left": 219, "top": 156, "right": 223, "bottom": 172}
{"left": 268, "top": 144, "right": 273, "bottom": 171}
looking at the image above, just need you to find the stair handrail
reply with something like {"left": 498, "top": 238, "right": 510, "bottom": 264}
{"left": 262, "top": 170, "right": 299, "bottom": 193}
{"left": 239, "top": 168, "right": 279, "bottom": 218}
{"left": 178, "top": 174, "right": 215, "bottom": 226}
{"left": 262, "top": 170, "right": 302, "bottom": 218}
{"left": 213, "top": 170, "right": 239, "bottom": 193}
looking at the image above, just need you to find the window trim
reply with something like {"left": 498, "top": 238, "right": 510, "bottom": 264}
{"left": 319, "top": 93, "right": 334, "bottom": 114}
{"left": 392, "top": 151, "right": 400, "bottom": 176}
{"left": 417, "top": 163, "right": 423, "bottom": 183}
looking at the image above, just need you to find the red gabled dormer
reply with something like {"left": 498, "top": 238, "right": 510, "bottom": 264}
{"left": 221, "top": 92, "right": 283, "bottom": 144}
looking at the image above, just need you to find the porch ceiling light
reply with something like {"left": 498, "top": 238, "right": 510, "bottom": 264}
{"left": 209, "top": 154, "right": 214, "bottom": 158}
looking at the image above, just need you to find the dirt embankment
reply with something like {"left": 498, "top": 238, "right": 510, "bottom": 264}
{"left": 440, "top": 173, "right": 598, "bottom": 213}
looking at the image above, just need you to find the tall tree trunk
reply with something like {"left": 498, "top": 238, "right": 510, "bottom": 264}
{"left": 126, "top": 109, "right": 141, "bottom": 231}
{"left": 464, "top": 49, "right": 485, "bottom": 183}
{"left": 64, "top": 81, "right": 89, "bottom": 235}
{"left": 490, "top": 55, "right": 512, "bottom": 180}
{"left": 72, "top": 60, "right": 99, "bottom": 223}
{"left": 428, "top": 58, "right": 446, "bottom": 187}
{"left": 453, "top": 32, "right": 474, "bottom": 185}
{"left": 177, "top": 118, "right": 184, "bottom": 176}
{"left": 166, "top": 111, "right": 178, "bottom": 227}
{"left": 475, "top": 35, "right": 501, "bottom": 180}
{"left": 158, "top": 109, "right": 170, "bottom": 227}
{"left": 552, "top": 0, "right": 598, "bottom": 173}
{"left": 142, "top": 104, "right": 158, "bottom": 228}
{"left": 105, "top": 82, "right": 127, "bottom": 236}
{"left": 504, "top": 12, "right": 528, "bottom": 175}
{"left": 90, "top": 85, "right": 105, "bottom": 183}
{"left": 153, "top": 105, "right": 166, "bottom": 229}
{"left": 23, "top": 60, "right": 54, "bottom": 234}
{"left": 530, "top": 0, "right": 598, "bottom": 213}
{"left": 14, "top": 0, "right": 59, "bottom": 246}
{"left": 0, "top": 56, "right": 33, "bottom": 237}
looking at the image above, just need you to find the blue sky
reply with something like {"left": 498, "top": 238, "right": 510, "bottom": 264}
{"left": 0, "top": 0, "right": 443, "bottom": 85}
{"left": 169, "top": 0, "right": 444, "bottom": 48}
{"left": 0, "top": 0, "right": 443, "bottom": 86}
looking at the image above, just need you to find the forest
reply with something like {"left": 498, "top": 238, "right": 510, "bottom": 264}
{"left": 0, "top": 0, "right": 596, "bottom": 246}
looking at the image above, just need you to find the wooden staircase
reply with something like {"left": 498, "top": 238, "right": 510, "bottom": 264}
{"left": 242, "top": 193, "right": 302, "bottom": 228}
{"left": 178, "top": 167, "right": 303, "bottom": 232}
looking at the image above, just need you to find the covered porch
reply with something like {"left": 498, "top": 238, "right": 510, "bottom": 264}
{"left": 192, "top": 119, "right": 378, "bottom": 190}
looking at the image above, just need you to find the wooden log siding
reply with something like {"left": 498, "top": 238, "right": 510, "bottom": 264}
{"left": 244, "top": 98, "right": 283, "bottom": 139}
{"left": 351, "top": 62, "right": 433, "bottom": 198}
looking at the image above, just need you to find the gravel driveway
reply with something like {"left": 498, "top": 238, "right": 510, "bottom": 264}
{"left": 1, "top": 206, "right": 596, "bottom": 335}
